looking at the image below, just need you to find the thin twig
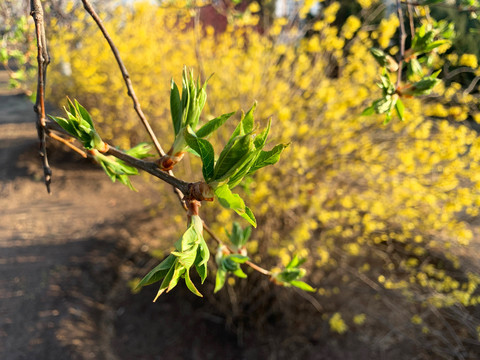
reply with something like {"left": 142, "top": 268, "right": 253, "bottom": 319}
{"left": 203, "top": 221, "right": 271, "bottom": 276}
{"left": 464, "top": 75, "right": 480, "bottom": 95}
{"left": 48, "top": 132, "right": 87, "bottom": 158}
{"left": 407, "top": 2, "right": 415, "bottom": 38}
{"left": 106, "top": 147, "right": 190, "bottom": 194}
{"left": 30, "top": 0, "right": 52, "bottom": 193}
{"left": 292, "top": 287, "right": 323, "bottom": 312}
{"left": 80, "top": 0, "right": 166, "bottom": 158}
{"left": 396, "top": 0, "right": 407, "bottom": 90}
{"left": 444, "top": 66, "right": 476, "bottom": 80}
{"left": 245, "top": 260, "right": 272, "bottom": 276}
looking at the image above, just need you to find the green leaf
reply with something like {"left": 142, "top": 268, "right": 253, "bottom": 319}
{"left": 195, "top": 111, "right": 235, "bottom": 138}
{"left": 290, "top": 280, "right": 316, "bottom": 292}
{"left": 369, "top": 47, "right": 388, "bottom": 68}
{"left": 228, "top": 254, "right": 249, "bottom": 263}
{"left": 74, "top": 99, "right": 94, "bottom": 127}
{"left": 214, "top": 184, "right": 257, "bottom": 227}
{"left": 233, "top": 267, "right": 247, "bottom": 278}
{"left": 242, "top": 226, "right": 252, "bottom": 245}
{"left": 49, "top": 115, "right": 77, "bottom": 136}
{"left": 244, "top": 206, "right": 256, "bottom": 227}
{"left": 286, "top": 254, "right": 307, "bottom": 269}
{"left": 424, "top": 39, "right": 450, "bottom": 52}
{"left": 213, "top": 133, "right": 254, "bottom": 182}
{"left": 361, "top": 105, "right": 375, "bottom": 116}
{"left": 228, "top": 222, "right": 251, "bottom": 248}
{"left": 125, "top": 143, "right": 154, "bottom": 159}
{"left": 407, "top": 58, "right": 423, "bottom": 79}
{"left": 214, "top": 268, "right": 227, "bottom": 293}
{"left": 226, "top": 151, "right": 258, "bottom": 189}
{"left": 229, "top": 102, "right": 256, "bottom": 141}
{"left": 374, "top": 96, "right": 393, "bottom": 114}
{"left": 172, "top": 246, "right": 198, "bottom": 269}
{"left": 276, "top": 268, "right": 304, "bottom": 283}
{"left": 223, "top": 257, "right": 239, "bottom": 271}
{"left": 0, "top": 48, "right": 8, "bottom": 62}
{"left": 167, "top": 263, "right": 185, "bottom": 292}
{"left": 195, "top": 260, "right": 208, "bottom": 283}
{"left": 184, "top": 269, "right": 203, "bottom": 297}
{"left": 254, "top": 118, "right": 271, "bottom": 149}
{"left": 170, "top": 79, "right": 183, "bottom": 136}
{"left": 247, "top": 143, "right": 289, "bottom": 175}
{"left": 395, "top": 98, "right": 405, "bottom": 121}
{"left": 154, "top": 263, "right": 176, "bottom": 301}
{"left": 184, "top": 127, "right": 215, "bottom": 182}
{"left": 176, "top": 223, "right": 198, "bottom": 252}
{"left": 136, "top": 254, "right": 176, "bottom": 288}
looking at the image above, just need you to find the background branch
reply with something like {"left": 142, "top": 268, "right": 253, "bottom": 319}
{"left": 396, "top": 0, "right": 407, "bottom": 89}
{"left": 80, "top": 0, "right": 166, "bottom": 158}
{"left": 30, "top": 0, "right": 52, "bottom": 193}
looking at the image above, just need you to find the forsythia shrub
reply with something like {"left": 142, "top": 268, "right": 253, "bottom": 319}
{"left": 46, "top": 1, "right": 480, "bottom": 356}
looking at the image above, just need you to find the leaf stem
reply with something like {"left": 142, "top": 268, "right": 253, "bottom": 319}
{"left": 48, "top": 132, "right": 87, "bottom": 158}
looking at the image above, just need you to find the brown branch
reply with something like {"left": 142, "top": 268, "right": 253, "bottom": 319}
{"left": 80, "top": 0, "right": 166, "bottom": 158}
{"left": 48, "top": 132, "right": 87, "bottom": 158}
{"left": 464, "top": 75, "right": 480, "bottom": 95}
{"left": 407, "top": 1, "right": 415, "bottom": 38}
{"left": 30, "top": 0, "right": 52, "bottom": 193}
{"left": 106, "top": 147, "right": 190, "bottom": 194}
{"left": 245, "top": 260, "right": 272, "bottom": 276}
{"left": 396, "top": 0, "right": 407, "bottom": 90}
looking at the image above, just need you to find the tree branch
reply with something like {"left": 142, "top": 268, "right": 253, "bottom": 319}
{"left": 30, "top": 0, "right": 52, "bottom": 193}
{"left": 396, "top": 0, "right": 407, "bottom": 90}
{"left": 80, "top": 0, "right": 166, "bottom": 158}
{"left": 45, "top": 119, "right": 190, "bottom": 194}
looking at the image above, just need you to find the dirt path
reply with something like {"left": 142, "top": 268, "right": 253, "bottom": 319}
{"left": 0, "top": 72, "right": 155, "bottom": 359}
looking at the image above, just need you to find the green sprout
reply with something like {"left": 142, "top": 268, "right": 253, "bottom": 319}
{"left": 158, "top": 67, "right": 234, "bottom": 170}
{"left": 49, "top": 97, "right": 106, "bottom": 151}
{"left": 271, "top": 255, "right": 316, "bottom": 292}
{"left": 136, "top": 215, "right": 209, "bottom": 299}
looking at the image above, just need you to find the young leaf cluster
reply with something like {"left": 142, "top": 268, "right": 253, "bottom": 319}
{"left": 49, "top": 98, "right": 106, "bottom": 151}
{"left": 185, "top": 103, "right": 288, "bottom": 227}
{"left": 214, "top": 222, "right": 254, "bottom": 292}
{"left": 214, "top": 250, "right": 249, "bottom": 293}
{"left": 363, "top": 18, "right": 454, "bottom": 123}
{"left": 92, "top": 143, "right": 153, "bottom": 191}
{"left": 226, "top": 221, "right": 251, "bottom": 254}
{"left": 136, "top": 215, "right": 209, "bottom": 299}
{"left": 272, "top": 255, "right": 316, "bottom": 292}
{"left": 160, "top": 67, "right": 234, "bottom": 169}
{"left": 362, "top": 72, "right": 404, "bottom": 124}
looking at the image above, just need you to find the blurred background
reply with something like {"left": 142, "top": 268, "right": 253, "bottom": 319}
{"left": 2, "top": 0, "right": 480, "bottom": 359}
